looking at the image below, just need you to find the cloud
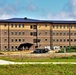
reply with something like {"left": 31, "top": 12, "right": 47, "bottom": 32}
{"left": 42, "top": 0, "right": 76, "bottom": 20}
{"left": 26, "top": 4, "right": 38, "bottom": 12}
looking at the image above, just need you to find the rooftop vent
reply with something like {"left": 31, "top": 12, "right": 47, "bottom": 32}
{"left": 24, "top": 17, "right": 27, "bottom": 19}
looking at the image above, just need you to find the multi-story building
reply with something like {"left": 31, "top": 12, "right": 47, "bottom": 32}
{"left": 0, "top": 17, "right": 76, "bottom": 51}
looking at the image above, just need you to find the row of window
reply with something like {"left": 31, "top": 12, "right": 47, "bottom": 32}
{"left": 53, "top": 33, "right": 76, "bottom": 35}
{"left": 53, "top": 39, "right": 76, "bottom": 42}
{"left": 4, "top": 31, "right": 25, "bottom": 35}
{"left": 4, "top": 39, "right": 25, "bottom": 42}
{"left": 52, "top": 25, "right": 76, "bottom": 29}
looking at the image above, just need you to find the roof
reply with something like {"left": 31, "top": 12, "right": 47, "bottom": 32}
{"left": 0, "top": 17, "right": 76, "bottom": 24}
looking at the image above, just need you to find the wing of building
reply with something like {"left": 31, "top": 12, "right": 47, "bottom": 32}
{"left": 0, "top": 17, "right": 76, "bottom": 51}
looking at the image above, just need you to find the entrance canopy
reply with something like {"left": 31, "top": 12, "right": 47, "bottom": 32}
{"left": 18, "top": 43, "right": 33, "bottom": 51}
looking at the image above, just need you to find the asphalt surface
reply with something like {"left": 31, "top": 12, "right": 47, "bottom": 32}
{"left": 0, "top": 60, "right": 76, "bottom": 65}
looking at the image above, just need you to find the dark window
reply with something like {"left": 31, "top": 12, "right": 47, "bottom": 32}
{"left": 30, "top": 32, "right": 33, "bottom": 36}
{"left": 15, "top": 39, "right": 17, "bottom": 42}
{"left": 4, "top": 32, "right": 7, "bottom": 34}
{"left": 33, "top": 25, "right": 37, "bottom": 29}
{"left": 22, "top": 24, "right": 24, "bottom": 28}
{"left": 45, "top": 32, "right": 47, "bottom": 34}
{"left": 56, "top": 25, "right": 58, "bottom": 29}
{"left": 71, "top": 39, "right": 73, "bottom": 41}
{"left": 53, "top": 33, "right": 55, "bottom": 35}
{"left": 74, "top": 33, "right": 76, "bottom": 35}
{"left": 11, "top": 32, "right": 14, "bottom": 35}
{"left": 56, "top": 33, "right": 58, "bottom": 35}
{"left": 53, "top": 39, "right": 55, "bottom": 42}
{"left": 15, "top": 46, "right": 17, "bottom": 49}
{"left": 23, "top": 39, "right": 25, "bottom": 42}
{"left": 71, "top": 33, "right": 72, "bottom": 35}
{"left": 45, "top": 24, "right": 47, "bottom": 27}
{"left": 56, "top": 39, "right": 58, "bottom": 42}
{"left": 4, "top": 24, "right": 6, "bottom": 27}
{"left": 4, "top": 39, "right": 7, "bottom": 42}
{"left": 67, "top": 39, "right": 69, "bottom": 42}
{"left": 15, "top": 32, "right": 17, "bottom": 35}
{"left": 4, "top": 46, "right": 7, "bottom": 49}
{"left": 64, "top": 33, "right": 66, "bottom": 35}
{"left": 11, "top": 46, "right": 14, "bottom": 49}
{"left": 30, "top": 25, "right": 32, "bottom": 29}
{"left": 60, "top": 46, "right": 62, "bottom": 48}
{"left": 11, "top": 39, "right": 14, "bottom": 42}
{"left": 15, "top": 24, "right": 17, "bottom": 28}
{"left": 19, "top": 32, "right": 21, "bottom": 35}
{"left": 64, "top": 39, "right": 66, "bottom": 42}
{"left": 60, "top": 33, "right": 62, "bottom": 35}
{"left": 74, "top": 26, "right": 76, "bottom": 29}
{"left": 19, "top": 39, "right": 21, "bottom": 42}
{"left": 60, "top": 39, "right": 62, "bottom": 42}
{"left": 11, "top": 24, "right": 14, "bottom": 28}
{"left": 60, "top": 25, "right": 62, "bottom": 29}
{"left": 33, "top": 39, "right": 37, "bottom": 43}
{"left": 52, "top": 26, "right": 55, "bottom": 28}
{"left": 64, "top": 25, "right": 66, "bottom": 29}
{"left": 22, "top": 32, "right": 25, "bottom": 35}
{"left": 74, "top": 39, "right": 76, "bottom": 42}
{"left": 33, "top": 32, "right": 37, "bottom": 36}
{"left": 45, "top": 39, "right": 47, "bottom": 41}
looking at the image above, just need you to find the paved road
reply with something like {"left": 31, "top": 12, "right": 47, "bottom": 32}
{"left": 0, "top": 60, "right": 76, "bottom": 65}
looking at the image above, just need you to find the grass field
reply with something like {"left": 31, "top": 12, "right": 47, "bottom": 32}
{"left": 0, "top": 64, "right": 76, "bottom": 75}
{"left": 0, "top": 55, "right": 76, "bottom": 62}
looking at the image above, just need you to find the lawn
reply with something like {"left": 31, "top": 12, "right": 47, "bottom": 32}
{"left": 0, "top": 55, "right": 76, "bottom": 62}
{"left": 0, "top": 64, "right": 76, "bottom": 75}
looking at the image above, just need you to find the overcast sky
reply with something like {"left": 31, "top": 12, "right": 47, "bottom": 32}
{"left": 0, "top": 0, "right": 76, "bottom": 20}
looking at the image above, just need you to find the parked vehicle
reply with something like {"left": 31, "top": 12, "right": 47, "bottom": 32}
{"left": 33, "top": 48, "right": 49, "bottom": 53}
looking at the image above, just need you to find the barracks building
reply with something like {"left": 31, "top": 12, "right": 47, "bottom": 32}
{"left": 0, "top": 17, "right": 76, "bottom": 51}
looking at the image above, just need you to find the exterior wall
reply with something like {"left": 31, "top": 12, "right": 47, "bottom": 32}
{"left": 0, "top": 22, "right": 76, "bottom": 51}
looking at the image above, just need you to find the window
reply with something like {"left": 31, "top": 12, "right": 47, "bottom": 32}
{"left": 19, "top": 39, "right": 21, "bottom": 42}
{"left": 52, "top": 26, "right": 55, "bottom": 28}
{"left": 15, "top": 39, "right": 17, "bottom": 42}
{"left": 74, "top": 33, "right": 76, "bottom": 35}
{"left": 15, "top": 24, "right": 17, "bottom": 28}
{"left": 4, "top": 32, "right": 7, "bottom": 34}
{"left": 70, "top": 25, "right": 72, "bottom": 29}
{"left": 45, "top": 24, "right": 47, "bottom": 27}
{"left": 56, "top": 25, "right": 58, "bottom": 29}
{"left": 74, "top": 39, "right": 76, "bottom": 42}
{"left": 19, "top": 24, "right": 21, "bottom": 28}
{"left": 15, "top": 46, "right": 17, "bottom": 49}
{"left": 11, "top": 46, "right": 14, "bottom": 49}
{"left": 56, "top": 39, "right": 58, "bottom": 42}
{"left": 22, "top": 24, "right": 24, "bottom": 28}
{"left": 11, "top": 39, "right": 14, "bottom": 42}
{"left": 33, "top": 32, "right": 37, "bottom": 36}
{"left": 19, "top": 32, "right": 21, "bottom": 35}
{"left": 64, "top": 39, "right": 66, "bottom": 42}
{"left": 60, "top": 33, "right": 62, "bottom": 35}
{"left": 30, "top": 25, "right": 32, "bottom": 29}
{"left": 4, "top": 39, "right": 7, "bottom": 42}
{"left": 15, "top": 32, "right": 17, "bottom": 35}
{"left": 71, "top": 39, "right": 73, "bottom": 41}
{"left": 33, "top": 25, "right": 37, "bottom": 29}
{"left": 22, "top": 32, "right": 25, "bottom": 35}
{"left": 4, "top": 24, "right": 6, "bottom": 27}
{"left": 74, "top": 26, "right": 76, "bottom": 29}
{"left": 56, "top": 33, "right": 58, "bottom": 35}
{"left": 45, "top": 32, "right": 47, "bottom": 34}
{"left": 60, "top": 39, "right": 62, "bottom": 42}
{"left": 53, "top": 39, "right": 55, "bottom": 42}
{"left": 64, "top": 33, "right": 66, "bottom": 35}
{"left": 4, "top": 46, "right": 7, "bottom": 49}
{"left": 67, "top": 39, "right": 69, "bottom": 42}
{"left": 71, "top": 33, "right": 72, "bottom": 35}
{"left": 53, "top": 33, "right": 55, "bottom": 35}
{"left": 60, "top": 25, "right": 62, "bottom": 29}
{"left": 45, "top": 39, "right": 47, "bottom": 41}
{"left": 30, "top": 32, "right": 33, "bottom": 36}
{"left": 11, "top": 24, "right": 14, "bottom": 28}
{"left": 11, "top": 32, "right": 14, "bottom": 35}
{"left": 64, "top": 25, "right": 66, "bottom": 29}
{"left": 60, "top": 46, "right": 62, "bottom": 48}
{"left": 33, "top": 39, "right": 37, "bottom": 43}
{"left": 23, "top": 39, "right": 25, "bottom": 42}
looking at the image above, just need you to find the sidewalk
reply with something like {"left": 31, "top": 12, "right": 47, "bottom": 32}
{"left": 0, "top": 60, "right": 76, "bottom": 65}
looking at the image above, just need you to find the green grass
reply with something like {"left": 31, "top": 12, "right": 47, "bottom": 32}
{"left": 0, "top": 55, "right": 76, "bottom": 62}
{"left": 0, "top": 64, "right": 76, "bottom": 75}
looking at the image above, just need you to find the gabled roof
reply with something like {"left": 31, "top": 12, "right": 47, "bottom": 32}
{"left": 0, "top": 17, "right": 76, "bottom": 24}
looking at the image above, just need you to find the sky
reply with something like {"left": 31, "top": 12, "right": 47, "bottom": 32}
{"left": 0, "top": 0, "right": 76, "bottom": 20}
